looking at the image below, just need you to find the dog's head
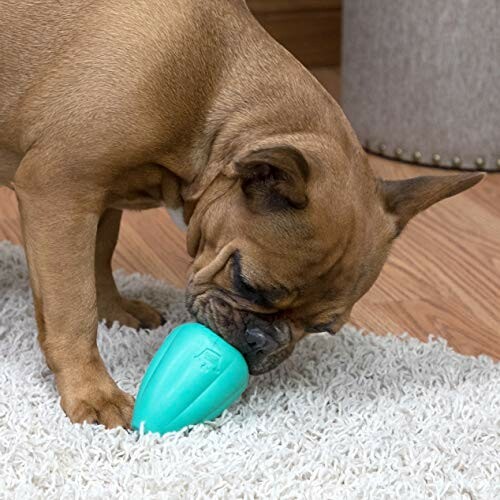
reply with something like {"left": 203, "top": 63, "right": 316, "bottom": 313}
{"left": 184, "top": 143, "right": 483, "bottom": 374}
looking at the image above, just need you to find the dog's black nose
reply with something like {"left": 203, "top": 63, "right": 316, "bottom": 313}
{"left": 245, "top": 328, "right": 268, "bottom": 350}
{"left": 244, "top": 326, "right": 281, "bottom": 355}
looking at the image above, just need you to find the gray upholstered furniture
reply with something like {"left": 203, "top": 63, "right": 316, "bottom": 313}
{"left": 341, "top": 0, "right": 499, "bottom": 171}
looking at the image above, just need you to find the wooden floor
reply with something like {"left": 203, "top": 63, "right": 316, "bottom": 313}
{"left": 1, "top": 68, "right": 499, "bottom": 360}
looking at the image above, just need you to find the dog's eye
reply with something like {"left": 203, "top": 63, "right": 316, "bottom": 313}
{"left": 307, "top": 320, "right": 337, "bottom": 335}
{"left": 231, "top": 252, "right": 276, "bottom": 308}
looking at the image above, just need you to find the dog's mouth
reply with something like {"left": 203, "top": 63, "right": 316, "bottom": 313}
{"left": 186, "top": 290, "right": 294, "bottom": 374}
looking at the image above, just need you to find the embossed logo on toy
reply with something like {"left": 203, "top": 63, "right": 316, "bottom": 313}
{"left": 194, "top": 349, "right": 222, "bottom": 374}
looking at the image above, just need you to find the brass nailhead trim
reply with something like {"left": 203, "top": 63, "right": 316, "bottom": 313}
{"left": 475, "top": 157, "right": 485, "bottom": 168}
{"left": 365, "top": 140, "right": 498, "bottom": 171}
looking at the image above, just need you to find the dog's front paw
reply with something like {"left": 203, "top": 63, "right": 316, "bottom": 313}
{"left": 121, "top": 298, "right": 165, "bottom": 329}
{"left": 99, "top": 298, "right": 165, "bottom": 330}
{"left": 59, "top": 375, "right": 135, "bottom": 429}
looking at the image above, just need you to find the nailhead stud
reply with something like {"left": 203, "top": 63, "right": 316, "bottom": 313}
{"left": 395, "top": 148, "right": 403, "bottom": 158}
{"left": 379, "top": 143, "right": 387, "bottom": 154}
{"left": 413, "top": 151, "right": 422, "bottom": 162}
{"left": 452, "top": 156, "right": 462, "bottom": 167}
{"left": 432, "top": 154, "right": 441, "bottom": 164}
{"left": 475, "top": 157, "right": 485, "bottom": 169}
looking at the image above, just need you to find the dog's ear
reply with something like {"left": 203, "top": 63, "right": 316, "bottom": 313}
{"left": 235, "top": 146, "right": 309, "bottom": 212}
{"left": 380, "top": 173, "right": 484, "bottom": 233}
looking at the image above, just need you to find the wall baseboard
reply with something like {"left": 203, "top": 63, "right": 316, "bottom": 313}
{"left": 248, "top": 0, "right": 342, "bottom": 67}
{"left": 248, "top": 0, "right": 341, "bottom": 13}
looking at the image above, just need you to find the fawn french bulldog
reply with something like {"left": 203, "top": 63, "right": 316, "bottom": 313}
{"left": 0, "top": 0, "right": 483, "bottom": 428}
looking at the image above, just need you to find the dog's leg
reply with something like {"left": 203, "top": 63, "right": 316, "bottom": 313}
{"left": 95, "top": 208, "right": 164, "bottom": 329}
{"left": 15, "top": 161, "right": 134, "bottom": 428}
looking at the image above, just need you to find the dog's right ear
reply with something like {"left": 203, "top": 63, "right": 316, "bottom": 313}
{"left": 234, "top": 146, "right": 310, "bottom": 212}
{"left": 380, "top": 173, "right": 484, "bottom": 234}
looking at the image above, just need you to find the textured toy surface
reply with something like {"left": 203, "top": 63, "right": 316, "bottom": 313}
{"left": 132, "top": 323, "right": 249, "bottom": 435}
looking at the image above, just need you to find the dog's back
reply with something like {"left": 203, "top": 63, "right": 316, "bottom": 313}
{"left": 0, "top": 0, "right": 253, "bottom": 181}
{"left": 0, "top": 0, "right": 333, "bottom": 186}
{"left": 1, "top": 1, "right": 89, "bottom": 138}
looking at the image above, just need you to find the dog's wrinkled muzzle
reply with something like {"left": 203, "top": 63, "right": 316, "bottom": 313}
{"left": 186, "top": 291, "right": 294, "bottom": 374}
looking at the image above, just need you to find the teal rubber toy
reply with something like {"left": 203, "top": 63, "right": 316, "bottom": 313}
{"left": 132, "top": 323, "right": 249, "bottom": 435}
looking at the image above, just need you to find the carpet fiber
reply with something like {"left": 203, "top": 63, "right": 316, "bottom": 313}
{"left": 0, "top": 241, "right": 498, "bottom": 499}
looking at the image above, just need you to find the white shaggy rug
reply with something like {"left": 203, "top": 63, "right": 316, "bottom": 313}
{"left": 0, "top": 241, "right": 499, "bottom": 499}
